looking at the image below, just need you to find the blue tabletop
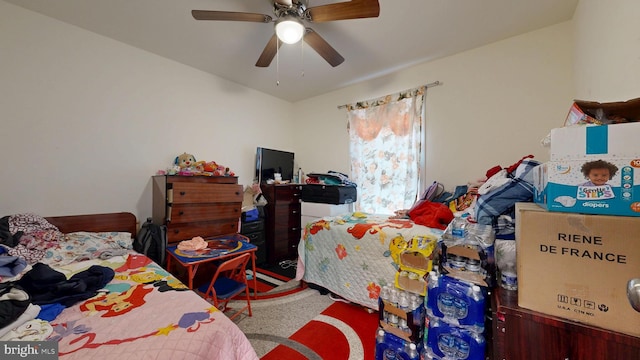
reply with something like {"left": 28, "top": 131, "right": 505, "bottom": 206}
{"left": 168, "top": 233, "right": 256, "bottom": 264}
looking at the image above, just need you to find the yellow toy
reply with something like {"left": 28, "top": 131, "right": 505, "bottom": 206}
{"left": 394, "top": 235, "right": 437, "bottom": 296}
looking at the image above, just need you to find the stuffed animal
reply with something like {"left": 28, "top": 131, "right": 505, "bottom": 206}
{"left": 169, "top": 153, "right": 236, "bottom": 177}
{"left": 175, "top": 153, "right": 196, "bottom": 169}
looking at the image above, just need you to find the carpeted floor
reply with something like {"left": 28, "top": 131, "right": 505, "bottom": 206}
{"left": 257, "top": 259, "right": 298, "bottom": 279}
{"left": 249, "top": 259, "right": 299, "bottom": 294}
{"left": 229, "top": 275, "right": 379, "bottom": 360}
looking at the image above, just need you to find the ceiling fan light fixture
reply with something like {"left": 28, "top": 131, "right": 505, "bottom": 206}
{"left": 275, "top": 16, "right": 304, "bottom": 44}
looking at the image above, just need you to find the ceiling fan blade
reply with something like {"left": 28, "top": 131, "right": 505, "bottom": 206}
{"left": 306, "top": 0, "right": 380, "bottom": 22}
{"left": 192, "top": 10, "right": 272, "bottom": 23}
{"left": 304, "top": 28, "right": 345, "bottom": 67}
{"left": 255, "top": 34, "right": 283, "bottom": 67}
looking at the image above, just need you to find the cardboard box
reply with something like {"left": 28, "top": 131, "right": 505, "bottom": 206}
{"left": 564, "top": 97, "right": 640, "bottom": 126}
{"left": 550, "top": 122, "right": 640, "bottom": 161}
{"left": 515, "top": 203, "right": 640, "bottom": 337}
{"left": 394, "top": 235, "right": 437, "bottom": 296}
{"left": 533, "top": 122, "right": 640, "bottom": 216}
{"left": 378, "top": 298, "right": 425, "bottom": 342}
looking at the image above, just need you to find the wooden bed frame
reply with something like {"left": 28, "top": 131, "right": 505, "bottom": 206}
{"left": 45, "top": 212, "right": 138, "bottom": 236}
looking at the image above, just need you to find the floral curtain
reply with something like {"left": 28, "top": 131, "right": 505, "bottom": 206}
{"left": 346, "top": 86, "right": 426, "bottom": 214}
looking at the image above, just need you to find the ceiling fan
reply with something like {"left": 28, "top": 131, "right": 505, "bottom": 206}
{"left": 192, "top": 0, "right": 380, "bottom": 68}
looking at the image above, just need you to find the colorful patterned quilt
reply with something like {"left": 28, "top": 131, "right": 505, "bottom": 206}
{"left": 48, "top": 253, "right": 258, "bottom": 360}
{"left": 295, "top": 213, "right": 443, "bottom": 310}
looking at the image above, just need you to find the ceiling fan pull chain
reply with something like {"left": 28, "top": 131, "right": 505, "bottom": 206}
{"left": 300, "top": 36, "right": 305, "bottom": 77}
{"left": 276, "top": 37, "right": 280, "bottom": 86}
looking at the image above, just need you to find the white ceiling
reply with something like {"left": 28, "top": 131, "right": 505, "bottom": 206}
{"left": 6, "top": 0, "right": 578, "bottom": 102}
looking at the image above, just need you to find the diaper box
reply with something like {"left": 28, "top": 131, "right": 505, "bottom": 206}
{"left": 515, "top": 203, "right": 640, "bottom": 338}
{"left": 533, "top": 122, "right": 640, "bottom": 216}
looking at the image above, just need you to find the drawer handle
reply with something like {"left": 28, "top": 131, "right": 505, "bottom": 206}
{"left": 235, "top": 191, "right": 241, "bottom": 195}
{"left": 293, "top": 193, "right": 300, "bottom": 197}
{"left": 178, "top": 211, "right": 184, "bottom": 216}
{"left": 173, "top": 229, "right": 180, "bottom": 234}
{"left": 179, "top": 191, "right": 186, "bottom": 196}
{"left": 292, "top": 210, "right": 299, "bottom": 214}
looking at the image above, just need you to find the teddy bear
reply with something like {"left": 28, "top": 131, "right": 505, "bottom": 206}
{"left": 166, "top": 153, "right": 236, "bottom": 177}
{"left": 175, "top": 153, "right": 196, "bottom": 169}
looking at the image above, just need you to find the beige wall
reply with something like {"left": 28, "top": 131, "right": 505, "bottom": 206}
{"left": 573, "top": 0, "right": 640, "bottom": 101}
{"left": 2, "top": 0, "right": 637, "bottom": 221}
{"left": 294, "top": 22, "right": 575, "bottom": 189}
{"left": 0, "top": 2, "right": 294, "bottom": 220}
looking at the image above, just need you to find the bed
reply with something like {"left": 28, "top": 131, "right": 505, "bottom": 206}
{"left": 295, "top": 212, "right": 444, "bottom": 310}
{"left": 0, "top": 212, "right": 258, "bottom": 360}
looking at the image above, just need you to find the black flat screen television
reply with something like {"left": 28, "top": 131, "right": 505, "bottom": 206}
{"left": 255, "top": 147, "right": 295, "bottom": 183}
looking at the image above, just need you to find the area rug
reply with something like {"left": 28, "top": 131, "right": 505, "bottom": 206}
{"left": 231, "top": 280, "right": 379, "bottom": 360}
{"left": 249, "top": 259, "right": 305, "bottom": 297}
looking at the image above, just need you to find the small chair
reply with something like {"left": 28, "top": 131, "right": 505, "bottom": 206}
{"left": 197, "top": 253, "right": 252, "bottom": 321}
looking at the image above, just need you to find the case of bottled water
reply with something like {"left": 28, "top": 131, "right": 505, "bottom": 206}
{"left": 425, "top": 319, "right": 486, "bottom": 360}
{"left": 425, "top": 273, "right": 486, "bottom": 333}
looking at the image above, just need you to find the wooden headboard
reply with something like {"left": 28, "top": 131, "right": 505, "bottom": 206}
{"left": 46, "top": 212, "right": 138, "bottom": 237}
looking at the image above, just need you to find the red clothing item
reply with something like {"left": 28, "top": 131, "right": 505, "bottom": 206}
{"left": 407, "top": 200, "right": 454, "bottom": 230}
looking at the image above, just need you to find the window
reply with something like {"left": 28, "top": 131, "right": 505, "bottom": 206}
{"left": 345, "top": 86, "right": 427, "bottom": 214}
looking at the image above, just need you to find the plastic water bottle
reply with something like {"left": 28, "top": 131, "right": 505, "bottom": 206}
{"left": 410, "top": 294, "right": 421, "bottom": 310}
{"left": 450, "top": 214, "right": 468, "bottom": 242}
{"left": 427, "top": 276, "right": 485, "bottom": 332}
{"left": 501, "top": 270, "right": 518, "bottom": 290}
{"left": 375, "top": 330, "right": 407, "bottom": 360}
{"left": 374, "top": 329, "right": 385, "bottom": 360}
{"left": 389, "top": 288, "right": 399, "bottom": 307}
{"left": 376, "top": 329, "right": 385, "bottom": 344}
{"left": 438, "top": 293, "right": 456, "bottom": 318}
{"left": 453, "top": 297, "right": 468, "bottom": 320}
{"left": 398, "top": 292, "right": 410, "bottom": 311}
{"left": 448, "top": 254, "right": 466, "bottom": 270}
{"left": 421, "top": 348, "right": 438, "bottom": 360}
{"left": 388, "top": 313, "right": 399, "bottom": 328}
{"left": 465, "top": 258, "right": 481, "bottom": 273}
{"left": 398, "top": 317, "right": 408, "bottom": 332}
{"left": 427, "top": 319, "right": 486, "bottom": 360}
{"left": 405, "top": 342, "right": 419, "bottom": 360}
{"left": 380, "top": 285, "right": 390, "bottom": 302}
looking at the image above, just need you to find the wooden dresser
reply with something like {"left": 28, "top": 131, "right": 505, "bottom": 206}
{"left": 261, "top": 184, "right": 302, "bottom": 264}
{"left": 152, "top": 175, "right": 243, "bottom": 244}
{"left": 492, "top": 287, "right": 640, "bottom": 360}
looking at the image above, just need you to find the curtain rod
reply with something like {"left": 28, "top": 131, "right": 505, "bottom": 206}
{"left": 336, "top": 81, "right": 441, "bottom": 109}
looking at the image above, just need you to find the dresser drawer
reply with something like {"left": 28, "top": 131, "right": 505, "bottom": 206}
{"left": 242, "top": 231, "right": 265, "bottom": 243}
{"left": 274, "top": 185, "right": 302, "bottom": 202}
{"left": 241, "top": 220, "right": 264, "bottom": 233}
{"left": 166, "top": 220, "right": 239, "bottom": 243}
{"left": 274, "top": 203, "right": 301, "bottom": 226}
{"left": 169, "top": 183, "right": 242, "bottom": 204}
{"left": 168, "top": 203, "right": 241, "bottom": 224}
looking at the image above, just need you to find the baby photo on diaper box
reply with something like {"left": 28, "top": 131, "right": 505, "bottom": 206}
{"left": 534, "top": 155, "right": 640, "bottom": 217}
{"left": 534, "top": 122, "right": 640, "bottom": 216}
{"left": 577, "top": 159, "right": 619, "bottom": 199}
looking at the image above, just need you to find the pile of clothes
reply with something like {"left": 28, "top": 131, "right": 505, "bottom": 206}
{"left": 0, "top": 214, "right": 115, "bottom": 341}
{"left": 426, "top": 155, "right": 540, "bottom": 239}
